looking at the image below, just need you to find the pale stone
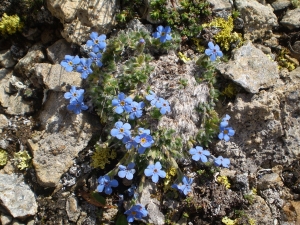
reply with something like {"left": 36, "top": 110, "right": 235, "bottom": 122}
{"left": 281, "top": 8, "right": 300, "bottom": 30}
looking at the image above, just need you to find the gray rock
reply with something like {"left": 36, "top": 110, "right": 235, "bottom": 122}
{"left": 47, "top": 0, "right": 117, "bottom": 44}
{"left": 0, "top": 214, "right": 12, "bottom": 225}
{"left": 257, "top": 173, "right": 284, "bottom": 190}
{"left": 14, "top": 44, "right": 45, "bottom": 78}
{"left": 0, "top": 69, "right": 33, "bottom": 115}
{"left": 281, "top": 8, "right": 300, "bottom": 30}
{"left": 28, "top": 91, "right": 99, "bottom": 187}
{"left": 0, "top": 114, "right": 9, "bottom": 129}
{"left": 139, "top": 180, "right": 165, "bottom": 225}
{"left": 271, "top": 0, "right": 291, "bottom": 11}
{"left": 31, "top": 63, "right": 82, "bottom": 91}
{"left": 0, "top": 174, "right": 38, "bottom": 218}
{"left": 148, "top": 52, "right": 210, "bottom": 143}
{"left": 0, "top": 49, "right": 17, "bottom": 68}
{"left": 46, "top": 39, "right": 73, "bottom": 64}
{"left": 235, "top": 0, "right": 278, "bottom": 40}
{"left": 218, "top": 41, "right": 279, "bottom": 93}
{"left": 234, "top": 173, "right": 249, "bottom": 193}
{"left": 66, "top": 196, "right": 81, "bottom": 222}
{"left": 207, "top": 0, "right": 232, "bottom": 11}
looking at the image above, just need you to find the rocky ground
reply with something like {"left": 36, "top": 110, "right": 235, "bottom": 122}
{"left": 0, "top": 0, "right": 300, "bottom": 224}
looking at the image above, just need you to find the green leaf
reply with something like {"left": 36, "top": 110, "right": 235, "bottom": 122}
{"left": 116, "top": 214, "right": 128, "bottom": 225}
{"left": 91, "top": 192, "right": 106, "bottom": 205}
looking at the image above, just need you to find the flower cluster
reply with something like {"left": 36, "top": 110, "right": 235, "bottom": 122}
{"left": 189, "top": 146, "right": 210, "bottom": 163}
{"left": 152, "top": 25, "right": 172, "bottom": 43}
{"left": 205, "top": 41, "right": 223, "bottom": 61}
{"left": 118, "top": 162, "right": 136, "bottom": 180}
{"left": 64, "top": 86, "right": 88, "bottom": 114}
{"left": 96, "top": 175, "right": 119, "bottom": 195}
{"left": 218, "top": 114, "right": 235, "bottom": 142}
{"left": 144, "top": 161, "right": 166, "bottom": 183}
{"left": 125, "top": 204, "right": 148, "bottom": 222}
{"left": 172, "top": 176, "right": 194, "bottom": 196}
{"left": 112, "top": 92, "right": 145, "bottom": 119}
{"left": 60, "top": 32, "right": 105, "bottom": 79}
{"left": 146, "top": 91, "right": 171, "bottom": 115}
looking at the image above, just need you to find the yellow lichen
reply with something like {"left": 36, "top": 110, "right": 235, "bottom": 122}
{"left": 277, "top": 48, "right": 297, "bottom": 71}
{"left": 222, "top": 216, "right": 238, "bottom": 225}
{"left": 217, "top": 175, "right": 231, "bottom": 189}
{"left": 178, "top": 52, "right": 190, "bottom": 63}
{"left": 251, "top": 187, "right": 257, "bottom": 195}
{"left": 91, "top": 144, "right": 117, "bottom": 169}
{"left": 0, "top": 149, "right": 8, "bottom": 166}
{"left": 0, "top": 13, "right": 24, "bottom": 35}
{"left": 13, "top": 150, "right": 31, "bottom": 170}
{"left": 248, "top": 218, "right": 256, "bottom": 225}
{"left": 192, "top": 38, "right": 206, "bottom": 53}
{"left": 163, "top": 167, "right": 177, "bottom": 192}
{"left": 203, "top": 16, "right": 243, "bottom": 51}
{"left": 222, "top": 83, "right": 238, "bottom": 98}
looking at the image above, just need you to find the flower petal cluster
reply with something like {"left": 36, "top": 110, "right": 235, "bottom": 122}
{"left": 144, "top": 161, "right": 166, "bottom": 183}
{"left": 205, "top": 42, "right": 223, "bottom": 61}
{"left": 189, "top": 146, "right": 210, "bottom": 162}
{"left": 112, "top": 92, "right": 132, "bottom": 114}
{"left": 214, "top": 156, "right": 230, "bottom": 168}
{"left": 65, "top": 86, "right": 88, "bottom": 114}
{"left": 118, "top": 162, "right": 136, "bottom": 180}
{"left": 172, "top": 176, "right": 193, "bottom": 196}
{"left": 60, "top": 55, "right": 80, "bottom": 72}
{"left": 89, "top": 52, "right": 103, "bottom": 67}
{"left": 145, "top": 91, "right": 171, "bottom": 115}
{"left": 122, "top": 136, "right": 138, "bottom": 150}
{"left": 76, "top": 58, "right": 93, "bottom": 79}
{"left": 152, "top": 25, "right": 172, "bottom": 43}
{"left": 129, "top": 101, "right": 145, "bottom": 119}
{"left": 134, "top": 128, "right": 154, "bottom": 154}
{"left": 110, "top": 121, "right": 131, "bottom": 140}
{"left": 124, "top": 204, "right": 148, "bottom": 222}
{"left": 218, "top": 114, "right": 235, "bottom": 141}
{"left": 86, "top": 32, "right": 106, "bottom": 53}
{"left": 97, "top": 175, "right": 119, "bottom": 195}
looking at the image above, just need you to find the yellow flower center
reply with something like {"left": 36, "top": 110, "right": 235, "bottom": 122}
{"left": 141, "top": 138, "right": 146, "bottom": 144}
{"left": 94, "top": 39, "right": 99, "bottom": 44}
{"left": 131, "top": 211, "right": 137, "bottom": 215}
{"left": 161, "top": 32, "right": 166, "bottom": 36}
{"left": 68, "top": 61, "right": 73, "bottom": 66}
{"left": 132, "top": 107, "right": 137, "bottom": 111}
{"left": 120, "top": 128, "right": 124, "bottom": 132}
{"left": 224, "top": 129, "right": 229, "bottom": 134}
{"left": 120, "top": 101, "right": 125, "bottom": 106}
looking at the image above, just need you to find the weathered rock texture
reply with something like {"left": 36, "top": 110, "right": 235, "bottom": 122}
{"left": 0, "top": 174, "right": 38, "bottom": 218}
{"left": 218, "top": 41, "right": 279, "bottom": 93}
{"left": 28, "top": 91, "right": 99, "bottom": 187}
{"left": 46, "top": 0, "right": 117, "bottom": 44}
{"left": 280, "top": 8, "right": 300, "bottom": 30}
{"left": 235, "top": 0, "right": 278, "bottom": 40}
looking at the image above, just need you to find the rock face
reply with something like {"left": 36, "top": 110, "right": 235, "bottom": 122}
{"left": 46, "top": 0, "right": 117, "bottom": 44}
{"left": 28, "top": 91, "right": 99, "bottom": 187}
{"left": 218, "top": 41, "right": 279, "bottom": 93}
{"left": 280, "top": 8, "right": 300, "bottom": 30}
{"left": 0, "top": 174, "right": 38, "bottom": 218}
{"left": 147, "top": 52, "right": 210, "bottom": 143}
{"left": 207, "top": 0, "right": 232, "bottom": 11}
{"left": 235, "top": 0, "right": 278, "bottom": 40}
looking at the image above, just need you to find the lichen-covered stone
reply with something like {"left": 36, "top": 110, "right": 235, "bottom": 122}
{"left": 217, "top": 41, "right": 279, "bottom": 93}
{"left": 281, "top": 8, "right": 300, "bottom": 30}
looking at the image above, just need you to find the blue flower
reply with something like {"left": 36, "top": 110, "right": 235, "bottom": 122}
{"left": 60, "top": 55, "right": 80, "bottom": 72}
{"left": 214, "top": 156, "right": 230, "bottom": 168}
{"left": 88, "top": 52, "right": 103, "bottom": 67}
{"left": 67, "top": 96, "right": 88, "bottom": 114}
{"left": 110, "top": 121, "right": 131, "bottom": 140}
{"left": 189, "top": 146, "right": 210, "bottom": 162}
{"left": 172, "top": 176, "right": 193, "bottom": 196}
{"left": 122, "top": 135, "right": 138, "bottom": 150}
{"left": 96, "top": 175, "right": 119, "bottom": 195}
{"left": 155, "top": 98, "right": 171, "bottom": 115}
{"left": 139, "top": 38, "right": 145, "bottom": 44}
{"left": 86, "top": 32, "right": 106, "bottom": 53}
{"left": 64, "top": 86, "right": 84, "bottom": 102}
{"left": 205, "top": 42, "right": 223, "bottom": 61}
{"left": 152, "top": 25, "right": 172, "bottom": 43}
{"left": 144, "top": 161, "right": 166, "bottom": 183}
{"left": 118, "top": 162, "right": 136, "bottom": 180}
{"left": 135, "top": 133, "right": 154, "bottom": 154}
{"left": 112, "top": 93, "right": 133, "bottom": 114}
{"left": 76, "top": 58, "right": 93, "bottom": 79}
{"left": 124, "top": 204, "right": 148, "bottom": 222}
{"left": 137, "top": 127, "right": 150, "bottom": 135}
{"left": 129, "top": 101, "right": 145, "bottom": 120}
{"left": 146, "top": 91, "right": 159, "bottom": 106}
{"left": 218, "top": 127, "right": 235, "bottom": 141}
{"left": 220, "top": 114, "right": 231, "bottom": 128}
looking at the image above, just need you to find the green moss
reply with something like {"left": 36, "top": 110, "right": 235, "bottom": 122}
{"left": 13, "top": 151, "right": 31, "bottom": 170}
{"left": 0, "top": 149, "right": 8, "bottom": 166}
{"left": 0, "top": 13, "right": 23, "bottom": 35}
{"left": 222, "top": 83, "right": 239, "bottom": 99}
{"left": 203, "top": 16, "right": 243, "bottom": 51}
